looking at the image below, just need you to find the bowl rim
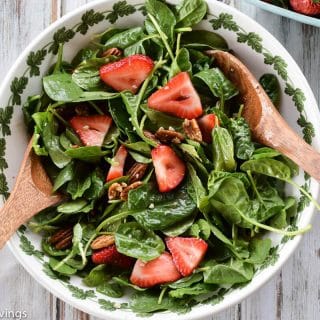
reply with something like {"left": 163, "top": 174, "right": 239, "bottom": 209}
{"left": 1, "top": 0, "right": 320, "bottom": 319}
{"left": 244, "top": 0, "right": 320, "bottom": 28}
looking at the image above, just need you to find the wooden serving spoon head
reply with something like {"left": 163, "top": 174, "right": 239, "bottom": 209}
{"left": 0, "top": 138, "right": 62, "bottom": 249}
{"left": 208, "top": 50, "right": 320, "bottom": 182}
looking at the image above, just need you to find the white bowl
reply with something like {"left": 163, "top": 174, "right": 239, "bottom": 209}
{"left": 0, "top": 0, "right": 319, "bottom": 319}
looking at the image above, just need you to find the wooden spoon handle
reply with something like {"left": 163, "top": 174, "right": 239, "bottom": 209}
{"left": 0, "top": 144, "right": 61, "bottom": 249}
{"left": 0, "top": 184, "right": 58, "bottom": 248}
{"left": 260, "top": 117, "right": 320, "bottom": 182}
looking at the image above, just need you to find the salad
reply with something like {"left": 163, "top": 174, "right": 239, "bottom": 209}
{"left": 23, "top": 0, "right": 315, "bottom": 315}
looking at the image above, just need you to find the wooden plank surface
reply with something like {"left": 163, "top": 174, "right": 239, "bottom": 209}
{"left": 0, "top": 0, "right": 319, "bottom": 319}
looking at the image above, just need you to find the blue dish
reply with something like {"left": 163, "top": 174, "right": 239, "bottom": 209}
{"left": 245, "top": 0, "right": 320, "bottom": 28}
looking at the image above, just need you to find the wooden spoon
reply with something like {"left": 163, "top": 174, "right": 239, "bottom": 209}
{"left": 208, "top": 50, "right": 320, "bottom": 182}
{"left": 0, "top": 138, "right": 62, "bottom": 249}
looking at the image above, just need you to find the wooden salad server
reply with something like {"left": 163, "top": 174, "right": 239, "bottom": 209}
{"left": 0, "top": 139, "right": 62, "bottom": 249}
{"left": 208, "top": 50, "right": 320, "bottom": 182}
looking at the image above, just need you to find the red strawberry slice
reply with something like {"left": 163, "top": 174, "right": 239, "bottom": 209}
{"left": 130, "top": 252, "right": 181, "bottom": 288}
{"left": 166, "top": 237, "right": 208, "bottom": 276}
{"left": 92, "top": 245, "right": 135, "bottom": 269}
{"left": 99, "top": 54, "right": 154, "bottom": 94}
{"left": 290, "top": 0, "right": 320, "bottom": 15}
{"left": 70, "top": 115, "right": 112, "bottom": 146}
{"left": 197, "top": 114, "right": 219, "bottom": 143}
{"left": 106, "top": 145, "right": 128, "bottom": 182}
{"left": 151, "top": 145, "right": 186, "bottom": 192}
{"left": 147, "top": 72, "right": 203, "bottom": 120}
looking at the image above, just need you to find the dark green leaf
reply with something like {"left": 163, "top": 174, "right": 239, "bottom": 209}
{"left": 240, "top": 158, "right": 291, "bottom": 180}
{"left": 65, "top": 146, "right": 108, "bottom": 163}
{"left": 129, "top": 183, "right": 197, "bottom": 230}
{"left": 97, "top": 282, "right": 123, "bottom": 298}
{"left": 176, "top": 0, "right": 207, "bottom": 27}
{"left": 181, "top": 30, "right": 228, "bottom": 50}
{"left": 212, "top": 127, "right": 236, "bottom": 172}
{"left": 115, "top": 222, "right": 165, "bottom": 261}
{"left": 259, "top": 73, "right": 281, "bottom": 108}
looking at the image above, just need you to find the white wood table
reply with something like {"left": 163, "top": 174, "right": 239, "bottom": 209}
{"left": 0, "top": 0, "right": 319, "bottom": 319}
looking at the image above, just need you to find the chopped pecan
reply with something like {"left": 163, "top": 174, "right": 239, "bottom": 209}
{"left": 183, "top": 119, "right": 202, "bottom": 142}
{"left": 91, "top": 235, "right": 115, "bottom": 250}
{"left": 120, "top": 181, "right": 143, "bottom": 200}
{"left": 102, "top": 47, "right": 122, "bottom": 57}
{"left": 49, "top": 226, "right": 73, "bottom": 250}
{"left": 154, "top": 127, "right": 184, "bottom": 144}
{"left": 128, "top": 163, "right": 148, "bottom": 184}
{"left": 108, "top": 182, "right": 128, "bottom": 200}
{"left": 143, "top": 130, "right": 160, "bottom": 144}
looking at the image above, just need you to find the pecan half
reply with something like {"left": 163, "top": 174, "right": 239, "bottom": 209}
{"left": 128, "top": 163, "right": 148, "bottom": 184}
{"left": 108, "top": 182, "right": 128, "bottom": 200}
{"left": 143, "top": 130, "right": 160, "bottom": 144}
{"left": 120, "top": 181, "right": 143, "bottom": 200}
{"left": 91, "top": 235, "right": 115, "bottom": 250}
{"left": 102, "top": 47, "right": 122, "bottom": 57}
{"left": 183, "top": 119, "right": 202, "bottom": 142}
{"left": 155, "top": 127, "right": 184, "bottom": 144}
{"left": 49, "top": 226, "right": 73, "bottom": 250}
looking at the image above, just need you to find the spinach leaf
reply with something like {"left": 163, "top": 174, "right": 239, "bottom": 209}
{"left": 104, "top": 27, "right": 145, "bottom": 49}
{"left": 53, "top": 161, "right": 75, "bottom": 192}
{"left": 33, "top": 112, "right": 71, "bottom": 168}
{"left": 162, "top": 213, "right": 196, "bottom": 237}
{"left": 97, "top": 282, "right": 123, "bottom": 298}
{"left": 83, "top": 265, "right": 111, "bottom": 287}
{"left": 57, "top": 199, "right": 88, "bottom": 213}
{"left": 71, "top": 47, "right": 97, "bottom": 66}
{"left": 188, "top": 219, "right": 211, "bottom": 240}
{"left": 121, "top": 92, "right": 157, "bottom": 146}
{"left": 43, "top": 73, "right": 83, "bottom": 101}
{"left": 42, "top": 239, "right": 70, "bottom": 257}
{"left": 195, "top": 68, "right": 239, "bottom": 103}
{"left": 251, "top": 147, "right": 281, "bottom": 160}
{"left": 141, "top": 104, "right": 183, "bottom": 131}
{"left": 169, "top": 48, "right": 192, "bottom": 78}
{"left": 66, "top": 163, "right": 92, "bottom": 200}
{"left": 130, "top": 291, "right": 190, "bottom": 314}
{"left": 72, "top": 56, "right": 117, "bottom": 91}
{"left": 212, "top": 127, "right": 236, "bottom": 172}
{"left": 176, "top": 0, "right": 207, "bottom": 28}
{"left": 167, "top": 273, "right": 203, "bottom": 289}
{"left": 181, "top": 30, "right": 228, "bottom": 50}
{"left": 65, "top": 146, "right": 108, "bottom": 163}
{"left": 246, "top": 238, "right": 272, "bottom": 264}
{"left": 115, "top": 222, "right": 165, "bottom": 261}
{"left": 228, "top": 117, "right": 255, "bottom": 160}
{"left": 169, "top": 283, "right": 217, "bottom": 299}
{"left": 240, "top": 158, "right": 291, "bottom": 180}
{"left": 145, "top": 0, "right": 176, "bottom": 45}
{"left": 112, "top": 276, "right": 147, "bottom": 291}
{"left": 129, "top": 183, "right": 197, "bottom": 230}
{"left": 84, "top": 168, "right": 105, "bottom": 200}
{"left": 49, "top": 257, "right": 77, "bottom": 275}
{"left": 23, "top": 94, "right": 41, "bottom": 132}
{"left": 209, "top": 176, "right": 252, "bottom": 228}
{"left": 123, "top": 141, "right": 151, "bottom": 155}
{"left": 259, "top": 73, "right": 281, "bottom": 108}
{"left": 203, "top": 259, "right": 254, "bottom": 284}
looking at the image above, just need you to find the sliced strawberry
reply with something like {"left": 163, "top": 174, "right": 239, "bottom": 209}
{"left": 290, "top": 0, "right": 320, "bottom": 15}
{"left": 106, "top": 145, "right": 128, "bottom": 182}
{"left": 166, "top": 237, "right": 208, "bottom": 276}
{"left": 99, "top": 54, "right": 154, "bottom": 94}
{"left": 130, "top": 252, "right": 181, "bottom": 288}
{"left": 151, "top": 145, "right": 186, "bottom": 192}
{"left": 197, "top": 114, "right": 219, "bottom": 143}
{"left": 92, "top": 245, "right": 135, "bottom": 269}
{"left": 147, "top": 72, "right": 203, "bottom": 120}
{"left": 69, "top": 115, "right": 112, "bottom": 147}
